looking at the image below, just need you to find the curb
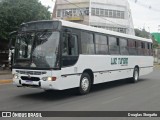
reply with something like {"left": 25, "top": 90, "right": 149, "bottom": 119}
{"left": 154, "top": 65, "right": 160, "bottom": 69}
{"left": 0, "top": 80, "right": 13, "bottom": 84}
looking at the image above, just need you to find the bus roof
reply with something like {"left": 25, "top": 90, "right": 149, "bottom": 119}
{"left": 58, "top": 19, "right": 152, "bottom": 43}
{"left": 24, "top": 19, "right": 152, "bottom": 43}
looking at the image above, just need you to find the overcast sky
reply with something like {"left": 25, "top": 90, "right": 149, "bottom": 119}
{"left": 40, "top": 0, "right": 160, "bottom": 33}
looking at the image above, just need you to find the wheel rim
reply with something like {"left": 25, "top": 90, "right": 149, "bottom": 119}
{"left": 81, "top": 77, "right": 89, "bottom": 92}
{"left": 134, "top": 70, "right": 139, "bottom": 81}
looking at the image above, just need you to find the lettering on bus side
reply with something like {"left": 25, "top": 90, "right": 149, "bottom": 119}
{"left": 111, "top": 58, "right": 128, "bottom": 66}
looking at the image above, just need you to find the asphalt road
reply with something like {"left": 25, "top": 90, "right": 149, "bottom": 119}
{"left": 0, "top": 68, "right": 160, "bottom": 120}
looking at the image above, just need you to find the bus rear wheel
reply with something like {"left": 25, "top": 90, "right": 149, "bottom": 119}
{"left": 130, "top": 67, "right": 139, "bottom": 83}
{"left": 78, "top": 73, "right": 91, "bottom": 95}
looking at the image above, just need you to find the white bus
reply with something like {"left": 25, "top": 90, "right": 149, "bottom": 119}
{"left": 12, "top": 20, "right": 153, "bottom": 94}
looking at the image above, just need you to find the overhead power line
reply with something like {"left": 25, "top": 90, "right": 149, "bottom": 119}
{"left": 129, "top": 0, "right": 160, "bottom": 12}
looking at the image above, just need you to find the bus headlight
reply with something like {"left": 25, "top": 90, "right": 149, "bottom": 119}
{"left": 42, "top": 77, "right": 57, "bottom": 81}
{"left": 13, "top": 74, "right": 19, "bottom": 79}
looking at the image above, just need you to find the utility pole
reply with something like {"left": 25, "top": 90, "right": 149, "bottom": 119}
{"left": 52, "top": 0, "right": 57, "bottom": 19}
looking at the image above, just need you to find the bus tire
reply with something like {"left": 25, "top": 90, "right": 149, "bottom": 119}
{"left": 130, "top": 67, "right": 139, "bottom": 83}
{"left": 78, "top": 73, "right": 91, "bottom": 95}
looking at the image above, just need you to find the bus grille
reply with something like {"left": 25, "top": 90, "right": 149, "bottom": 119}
{"left": 16, "top": 70, "right": 46, "bottom": 75}
{"left": 21, "top": 76, "right": 40, "bottom": 81}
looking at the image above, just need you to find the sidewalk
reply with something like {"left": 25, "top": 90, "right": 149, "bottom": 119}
{"left": 154, "top": 63, "right": 160, "bottom": 69}
{"left": 0, "top": 69, "right": 12, "bottom": 84}
{"left": 0, "top": 69, "right": 11, "bottom": 75}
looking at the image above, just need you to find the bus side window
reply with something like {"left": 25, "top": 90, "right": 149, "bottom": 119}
{"left": 141, "top": 42, "right": 145, "bottom": 56}
{"left": 128, "top": 39, "right": 137, "bottom": 55}
{"left": 120, "top": 38, "right": 128, "bottom": 55}
{"left": 137, "top": 41, "right": 141, "bottom": 55}
{"left": 81, "top": 31, "right": 95, "bottom": 54}
{"left": 148, "top": 42, "right": 151, "bottom": 56}
{"left": 62, "top": 33, "right": 79, "bottom": 67}
{"left": 150, "top": 43, "right": 153, "bottom": 56}
{"left": 70, "top": 35, "right": 78, "bottom": 56}
{"left": 144, "top": 42, "right": 149, "bottom": 56}
{"left": 62, "top": 33, "right": 78, "bottom": 56}
{"left": 62, "top": 33, "right": 69, "bottom": 56}
{"left": 95, "top": 34, "right": 108, "bottom": 54}
{"left": 109, "top": 36, "right": 120, "bottom": 55}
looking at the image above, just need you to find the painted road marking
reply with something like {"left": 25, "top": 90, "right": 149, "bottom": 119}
{"left": 0, "top": 80, "right": 13, "bottom": 84}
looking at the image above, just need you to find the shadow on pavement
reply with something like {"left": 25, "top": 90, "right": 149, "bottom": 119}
{"left": 18, "top": 78, "right": 149, "bottom": 101}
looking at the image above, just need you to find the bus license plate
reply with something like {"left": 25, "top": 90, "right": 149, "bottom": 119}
{"left": 25, "top": 80, "right": 33, "bottom": 83}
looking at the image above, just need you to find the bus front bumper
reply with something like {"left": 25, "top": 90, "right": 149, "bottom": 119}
{"left": 13, "top": 79, "right": 61, "bottom": 90}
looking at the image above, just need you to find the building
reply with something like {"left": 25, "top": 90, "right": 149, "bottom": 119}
{"left": 53, "top": 0, "right": 135, "bottom": 35}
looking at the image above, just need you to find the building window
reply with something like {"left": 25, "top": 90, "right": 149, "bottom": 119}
{"left": 85, "top": 8, "right": 89, "bottom": 15}
{"left": 100, "top": 9, "right": 104, "bottom": 16}
{"left": 113, "top": 10, "right": 116, "bottom": 18}
{"left": 121, "top": 11, "right": 125, "bottom": 19}
{"left": 105, "top": 9, "right": 109, "bottom": 17}
{"left": 57, "top": 10, "right": 61, "bottom": 17}
{"left": 72, "top": 8, "right": 77, "bottom": 16}
{"left": 118, "top": 28, "right": 126, "bottom": 33}
{"left": 91, "top": 8, "right": 125, "bottom": 19}
{"left": 59, "top": 8, "right": 90, "bottom": 17}
{"left": 117, "top": 11, "right": 121, "bottom": 18}
{"left": 96, "top": 8, "right": 100, "bottom": 16}
{"left": 109, "top": 10, "right": 113, "bottom": 17}
{"left": 91, "top": 8, "right": 95, "bottom": 16}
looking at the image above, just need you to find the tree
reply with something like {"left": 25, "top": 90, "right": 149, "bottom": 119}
{"left": 135, "top": 28, "right": 159, "bottom": 48}
{"left": 134, "top": 28, "right": 150, "bottom": 39}
{"left": 0, "top": 0, "right": 51, "bottom": 40}
{"left": 151, "top": 35, "right": 159, "bottom": 48}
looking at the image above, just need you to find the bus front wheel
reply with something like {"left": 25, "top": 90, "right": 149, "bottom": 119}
{"left": 78, "top": 73, "right": 91, "bottom": 95}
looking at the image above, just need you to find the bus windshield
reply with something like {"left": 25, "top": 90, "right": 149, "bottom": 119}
{"left": 13, "top": 31, "right": 60, "bottom": 69}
